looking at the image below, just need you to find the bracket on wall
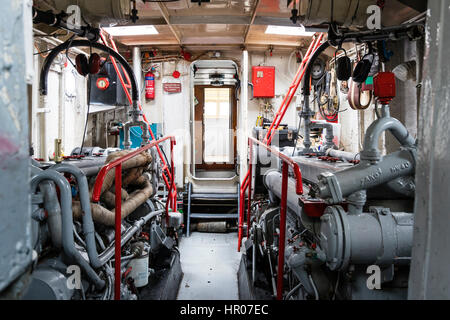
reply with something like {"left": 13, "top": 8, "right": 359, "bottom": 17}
{"left": 191, "top": 0, "right": 211, "bottom": 6}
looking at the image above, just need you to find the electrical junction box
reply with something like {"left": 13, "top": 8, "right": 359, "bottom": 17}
{"left": 90, "top": 62, "right": 129, "bottom": 107}
{"left": 252, "top": 66, "right": 275, "bottom": 98}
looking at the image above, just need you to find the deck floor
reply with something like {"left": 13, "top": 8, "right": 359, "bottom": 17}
{"left": 177, "top": 232, "right": 241, "bottom": 300}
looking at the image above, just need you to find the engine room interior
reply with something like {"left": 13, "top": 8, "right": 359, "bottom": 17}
{"left": 1, "top": 0, "right": 450, "bottom": 308}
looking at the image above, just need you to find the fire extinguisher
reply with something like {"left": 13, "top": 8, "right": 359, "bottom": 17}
{"left": 145, "top": 71, "right": 155, "bottom": 100}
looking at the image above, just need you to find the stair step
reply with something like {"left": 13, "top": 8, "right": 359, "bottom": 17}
{"left": 190, "top": 193, "right": 238, "bottom": 200}
{"left": 190, "top": 213, "right": 238, "bottom": 219}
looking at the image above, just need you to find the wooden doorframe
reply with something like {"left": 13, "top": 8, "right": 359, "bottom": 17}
{"left": 194, "top": 85, "right": 237, "bottom": 170}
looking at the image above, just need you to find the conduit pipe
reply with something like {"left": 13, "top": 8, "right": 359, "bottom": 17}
{"left": 50, "top": 163, "right": 103, "bottom": 269}
{"left": 30, "top": 169, "right": 105, "bottom": 290}
{"left": 315, "top": 149, "right": 415, "bottom": 203}
{"left": 30, "top": 164, "right": 62, "bottom": 249}
{"left": 361, "top": 106, "right": 416, "bottom": 162}
{"left": 96, "top": 209, "right": 164, "bottom": 265}
{"left": 325, "top": 149, "right": 360, "bottom": 162}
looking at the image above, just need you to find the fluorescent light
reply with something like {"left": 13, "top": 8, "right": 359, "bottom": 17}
{"left": 103, "top": 25, "right": 158, "bottom": 36}
{"left": 265, "top": 25, "right": 315, "bottom": 36}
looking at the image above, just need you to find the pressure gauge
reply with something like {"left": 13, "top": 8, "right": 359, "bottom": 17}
{"left": 96, "top": 77, "right": 110, "bottom": 91}
{"left": 311, "top": 58, "right": 325, "bottom": 80}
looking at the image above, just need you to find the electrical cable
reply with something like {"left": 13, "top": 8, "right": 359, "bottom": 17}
{"left": 80, "top": 75, "right": 91, "bottom": 156}
{"left": 285, "top": 282, "right": 303, "bottom": 300}
{"left": 309, "top": 274, "right": 319, "bottom": 300}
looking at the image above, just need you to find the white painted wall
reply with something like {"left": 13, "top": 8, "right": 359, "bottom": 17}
{"left": 32, "top": 54, "right": 88, "bottom": 161}
{"left": 32, "top": 47, "right": 384, "bottom": 188}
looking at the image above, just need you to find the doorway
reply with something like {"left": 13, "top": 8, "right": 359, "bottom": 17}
{"left": 194, "top": 85, "right": 237, "bottom": 172}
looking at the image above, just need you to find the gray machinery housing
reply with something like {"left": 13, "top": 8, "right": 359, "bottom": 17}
{"left": 242, "top": 104, "right": 416, "bottom": 300}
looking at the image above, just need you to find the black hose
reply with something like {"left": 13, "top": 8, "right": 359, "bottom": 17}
{"left": 39, "top": 39, "right": 139, "bottom": 103}
{"left": 302, "top": 41, "right": 331, "bottom": 96}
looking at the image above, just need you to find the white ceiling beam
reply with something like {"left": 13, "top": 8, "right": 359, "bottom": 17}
{"left": 243, "top": 0, "right": 260, "bottom": 44}
{"left": 157, "top": 2, "right": 182, "bottom": 45}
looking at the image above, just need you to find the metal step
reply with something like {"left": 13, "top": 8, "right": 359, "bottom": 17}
{"left": 190, "top": 213, "right": 238, "bottom": 219}
{"left": 186, "top": 182, "right": 241, "bottom": 237}
{"left": 190, "top": 193, "right": 238, "bottom": 200}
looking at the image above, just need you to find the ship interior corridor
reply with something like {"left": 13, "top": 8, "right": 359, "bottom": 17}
{"left": 2, "top": 0, "right": 450, "bottom": 305}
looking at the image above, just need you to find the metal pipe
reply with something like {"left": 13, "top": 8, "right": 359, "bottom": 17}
{"left": 50, "top": 163, "right": 102, "bottom": 268}
{"left": 264, "top": 170, "right": 303, "bottom": 218}
{"left": 316, "top": 149, "right": 415, "bottom": 203}
{"left": 30, "top": 164, "right": 62, "bottom": 248}
{"left": 361, "top": 109, "right": 416, "bottom": 161}
{"left": 132, "top": 47, "right": 142, "bottom": 95}
{"left": 326, "top": 149, "right": 360, "bottom": 161}
{"left": 41, "top": 181, "right": 62, "bottom": 248}
{"left": 30, "top": 169, "right": 105, "bottom": 290}
{"left": 310, "top": 121, "right": 335, "bottom": 151}
{"left": 97, "top": 209, "right": 164, "bottom": 265}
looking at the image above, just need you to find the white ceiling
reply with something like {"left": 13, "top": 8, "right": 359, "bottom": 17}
{"left": 34, "top": 0, "right": 421, "bottom": 52}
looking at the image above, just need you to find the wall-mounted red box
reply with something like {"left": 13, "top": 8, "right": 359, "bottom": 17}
{"left": 252, "top": 66, "right": 275, "bottom": 98}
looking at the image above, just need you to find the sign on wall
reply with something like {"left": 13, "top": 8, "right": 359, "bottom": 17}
{"left": 163, "top": 83, "right": 182, "bottom": 93}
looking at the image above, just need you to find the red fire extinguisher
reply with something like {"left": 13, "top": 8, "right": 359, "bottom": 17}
{"left": 145, "top": 71, "right": 155, "bottom": 100}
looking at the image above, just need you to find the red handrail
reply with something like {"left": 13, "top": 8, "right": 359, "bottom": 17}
{"left": 99, "top": 30, "right": 177, "bottom": 207}
{"left": 263, "top": 33, "right": 324, "bottom": 145}
{"left": 92, "top": 135, "right": 176, "bottom": 300}
{"left": 238, "top": 136, "right": 303, "bottom": 300}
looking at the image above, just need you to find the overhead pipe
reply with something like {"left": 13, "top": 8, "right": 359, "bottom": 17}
{"left": 30, "top": 169, "right": 105, "bottom": 290}
{"left": 32, "top": 7, "right": 100, "bottom": 41}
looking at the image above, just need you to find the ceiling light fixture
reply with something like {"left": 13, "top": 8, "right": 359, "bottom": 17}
{"left": 103, "top": 25, "right": 159, "bottom": 36}
{"left": 265, "top": 25, "right": 315, "bottom": 36}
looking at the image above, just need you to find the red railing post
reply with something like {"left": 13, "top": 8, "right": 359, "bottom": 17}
{"left": 238, "top": 173, "right": 249, "bottom": 251}
{"left": 276, "top": 162, "right": 289, "bottom": 300}
{"left": 165, "top": 137, "right": 176, "bottom": 224}
{"left": 114, "top": 164, "right": 122, "bottom": 300}
{"left": 246, "top": 141, "right": 253, "bottom": 238}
